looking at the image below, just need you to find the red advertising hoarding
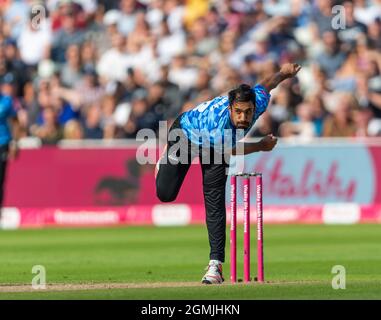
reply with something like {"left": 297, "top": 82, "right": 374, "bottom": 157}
{"left": 2, "top": 141, "right": 381, "bottom": 228}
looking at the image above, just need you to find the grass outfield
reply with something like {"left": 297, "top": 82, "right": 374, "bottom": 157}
{"left": 0, "top": 224, "right": 380, "bottom": 299}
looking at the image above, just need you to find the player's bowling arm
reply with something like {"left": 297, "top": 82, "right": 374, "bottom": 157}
{"left": 258, "top": 63, "right": 301, "bottom": 92}
{"left": 231, "top": 134, "right": 278, "bottom": 155}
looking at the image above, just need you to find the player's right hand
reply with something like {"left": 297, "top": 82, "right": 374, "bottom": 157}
{"left": 259, "top": 134, "right": 278, "bottom": 152}
{"left": 280, "top": 63, "right": 301, "bottom": 78}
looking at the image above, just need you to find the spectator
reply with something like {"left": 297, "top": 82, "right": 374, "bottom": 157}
{"left": 60, "top": 44, "right": 83, "bottom": 87}
{"left": 96, "top": 32, "right": 127, "bottom": 82}
{"left": 156, "top": 17, "right": 186, "bottom": 65}
{"left": 30, "top": 107, "right": 63, "bottom": 144}
{"left": 82, "top": 102, "right": 104, "bottom": 139}
{"left": 315, "top": 31, "right": 347, "bottom": 78}
{"left": 337, "top": 1, "right": 367, "bottom": 50}
{"left": 63, "top": 119, "right": 84, "bottom": 139}
{"left": 1, "top": 0, "right": 30, "bottom": 39}
{"left": 51, "top": 5, "right": 85, "bottom": 62}
{"left": 0, "top": 0, "right": 380, "bottom": 144}
{"left": 279, "top": 102, "right": 317, "bottom": 140}
{"left": 117, "top": 0, "right": 145, "bottom": 36}
{"left": 367, "top": 18, "right": 381, "bottom": 50}
{"left": 322, "top": 94, "right": 358, "bottom": 137}
{"left": 190, "top": 17, "right": 219, "bottom": 56}
{"left": 2, "top": 39, "right": 26, "bottom": 94}
{"left": 353, "top": 107, "right": 374, "bottom": 137}
{"left": 310, "top": 0, "right": 333, "bottom": 36}
{"left": 306, "top": 94, "right": 328, "bottom": 137}
{"left": 17, "top": 10, "right": 52, "bottom": 69}
{"left": 354, "top": 0, "right": 381, "bottom": 26}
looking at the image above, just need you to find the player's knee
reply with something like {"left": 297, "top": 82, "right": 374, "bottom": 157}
{"left": 156, "top": 180, "right": 177, "bottom": 202}
{"left": 156, "top": 188, "right": 177, "bottom": 202}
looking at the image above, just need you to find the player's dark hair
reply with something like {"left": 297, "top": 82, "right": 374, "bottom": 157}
{"left": 228, "top": 84, "right": 255, "bottom": 107}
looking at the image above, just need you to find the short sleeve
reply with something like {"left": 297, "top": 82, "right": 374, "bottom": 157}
{"left": 252, "top": 84, "right": 271, "bottom": 120}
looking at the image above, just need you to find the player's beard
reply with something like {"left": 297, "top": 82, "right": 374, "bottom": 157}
{"left": 237, "top": 122, "right": 250, "bottom": 129}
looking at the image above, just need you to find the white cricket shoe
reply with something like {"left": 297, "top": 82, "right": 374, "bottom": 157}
{"left": 201, "top": 260, "right": 224, "bottom": 284}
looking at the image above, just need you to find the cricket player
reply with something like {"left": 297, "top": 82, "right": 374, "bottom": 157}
{"left": 0, "top": 75, "right": 20, "bottom": 228}
{"left": 155, "top": 63, "right": 301, "bottom": 284}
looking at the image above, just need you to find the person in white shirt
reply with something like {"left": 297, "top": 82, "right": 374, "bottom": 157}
{"left": 17, "top": 11, "right": 52, "bottom": 67}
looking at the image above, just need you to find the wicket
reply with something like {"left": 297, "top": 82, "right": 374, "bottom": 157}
{"left": 230, "top": 172, "right": 264, "bottom": 283}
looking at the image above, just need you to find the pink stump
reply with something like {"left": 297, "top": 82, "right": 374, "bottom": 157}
{"left": 230, "top": 175, "right": 237, "bottom": 283}
{"left": 256, "top": 174, "right": 264, "bottom": 282}
{"left": 243, "top": 176, "right": 250, "bottom": 283}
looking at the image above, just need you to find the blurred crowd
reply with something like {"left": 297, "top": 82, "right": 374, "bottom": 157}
{"left": 1, "top": 0, "right": 381, "bottom": 144}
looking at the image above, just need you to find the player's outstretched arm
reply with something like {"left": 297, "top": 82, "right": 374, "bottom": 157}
{"left": 232, "top": 134, "right": 277, "bottom": 155}
{"left": 258, "top": 63, "right": 301, "bottom": 93}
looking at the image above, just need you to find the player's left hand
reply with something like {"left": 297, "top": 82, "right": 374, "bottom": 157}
{"left": 259, "top": 134, "right": 278, "bottom": 152}
{"left": 280, "top": 63, "right": 301, "bottom": 79}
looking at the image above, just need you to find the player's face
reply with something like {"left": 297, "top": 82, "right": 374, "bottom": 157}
{"left": 229, "top": 101, "right": 255, "bottom": 129}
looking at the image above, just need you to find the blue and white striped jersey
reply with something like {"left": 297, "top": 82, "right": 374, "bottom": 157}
{"left": 180, "top": 84, "right": 271, "bottom": 148}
